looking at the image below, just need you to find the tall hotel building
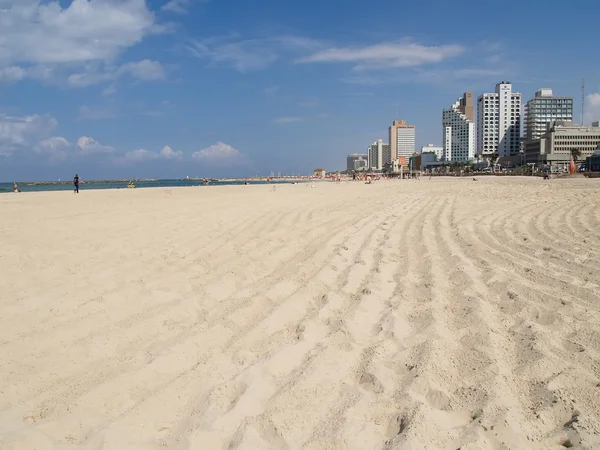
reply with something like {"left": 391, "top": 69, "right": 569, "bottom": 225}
{"left": 389, "top": 120, "right": 416, "bottom": 160}
{"left": 477, "top": 81, "right": 522, "bottom": 157}
{"left": 524, "top": 88, "right": 573, "bottom": 140}
{"left": 442, "top": 92, "right": 475, "bottom": 162}
{"left": 367, "top": 139, "right": 391, "bottom": 170}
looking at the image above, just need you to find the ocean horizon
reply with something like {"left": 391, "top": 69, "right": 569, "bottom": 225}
{"left": 1, "top": 178, "right": 313, "bottom": 194}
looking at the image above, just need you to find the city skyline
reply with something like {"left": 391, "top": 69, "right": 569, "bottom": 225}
{"left": 1, "top": 0, "right": 600, "bottom": 181}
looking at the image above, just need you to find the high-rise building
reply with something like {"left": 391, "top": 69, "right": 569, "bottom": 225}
{"left": 389, "top": 120, "right": 416, "bottom": 160}
{"left": 420, "top": 144, "right": 444, "bottom": 161}
{"left": 346, "top": 153, "right": 368, "bottom": 171}
{"left": 367, "top": 139, "right": 391, "bottom": 170}
{"left": 524, "top": 89, "right": 573, "bottom": 141}
{"left": 442, "top": 92, "right": 475, "bottom": 162}
{"left": 477, "top": 81, "right": 522, "bottom": 157}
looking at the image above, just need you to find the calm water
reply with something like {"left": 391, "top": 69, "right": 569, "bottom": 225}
{"left": 1, "top": 179, "right": 307, "bottom": 193}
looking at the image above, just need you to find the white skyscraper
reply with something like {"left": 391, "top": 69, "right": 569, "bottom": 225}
{"left": 442, "top": 92, "right": 475, "bottom": 162}
{"left": 477, "top": 81, "right": 522, "bottom": 157}
{"left": 367, "top": 139, "right": 391, "bottom": 170}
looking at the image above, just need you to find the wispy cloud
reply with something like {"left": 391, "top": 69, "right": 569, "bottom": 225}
{"left": 161, "top": 0, "right": 191, "bottom": 14}
{"left": 187, "top": 34, "right": 477, "bottom": 85}
{"left": 297, "top": 41, "right": 464, "bottom": 70}
{"left": 187, "top": 35, "right": 323, "bottom": 72}
{"left": 273, "top": 116, "right": 304, "bottom": 124}
{"left": 343, "top": 65, "right": 509, "bottom": 86}
{"left": 161, "top": 0, "right": 208, "bottom": 14}
{"left": 0, "top": 113, "right": 58, "bottom": 156}
{"left": 0, "top": 66, "right": 26, "bottom": 84}
{"left": 67, "top": 60, "right": 167, "bottom": 88}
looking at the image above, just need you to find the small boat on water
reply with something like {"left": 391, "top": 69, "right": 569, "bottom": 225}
{"left": 127, "top": 182, "right": 135, "bottom": 188}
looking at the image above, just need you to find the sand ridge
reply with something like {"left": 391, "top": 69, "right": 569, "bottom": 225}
{"left": 0, "top": 177, "right": 599, "bottom": 449}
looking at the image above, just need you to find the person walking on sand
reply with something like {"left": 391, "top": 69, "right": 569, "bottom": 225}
{"left": 74, "top": 174, "right": 80, "bottom": 193}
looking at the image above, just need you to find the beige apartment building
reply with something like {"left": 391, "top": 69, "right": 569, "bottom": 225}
{"left": 524, "top": 121, "right": 600, "bottom": 167}
{"left": 389, "top": 120, "right": 416, "bottom": 161}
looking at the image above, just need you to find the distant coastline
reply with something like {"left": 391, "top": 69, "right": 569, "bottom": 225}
{"left": 17, "top": 176, "right": 313, "bottom": 185}
{"left": 1, "top": 176, "right": 314, "bottom": 193}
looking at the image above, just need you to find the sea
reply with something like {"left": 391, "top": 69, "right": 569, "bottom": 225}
{"left": 0, "top": 179, "right": 307, "bottom": 194}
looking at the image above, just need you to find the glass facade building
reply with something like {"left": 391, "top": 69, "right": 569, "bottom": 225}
{"left": 524, "top": 89, "right": 573, "bottom": 141}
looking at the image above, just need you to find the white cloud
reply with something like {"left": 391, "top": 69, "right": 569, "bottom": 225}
{"left": 122, "top": 148, "right": 158, "bottom": 162}
{"left": 298, "top": 41, "right": 464, "bottom": 70}
{"left": 188, "top": 34, "right": 470, "bottom": 77}
{"left": 0, "top": 66, "right": 25, "bottom": 83}
{"left": 0, "top": 113, "right": 57, "bottom": 156}
{"left": 77, "top": 136, "right": 115, "bottom": 154}
{"left": 585, "top": 93, "right": 600, "bottom": 124}
{"left": 192, "top": 141, "right": 247, "bottom": 165}
{"left": 34, "top": 134, "right": 115, "bottom": 161}
{"left": 273, "top": 116, "right": 304, "bottom": 124}
{"left": 1, "top": 0, "right": 156, "bottom": 66}
{"left": 161, "top": 0, "right": 190, "bottom": 14}
{"left": 119, "top": 59, "right": 166, "bottom": 81}
{"left": 0, "top": 1, "right": 167, "bottom": 86}
{"left": 160, "top": 145, "right": 182, "bottom": 159}
{"left": 37, "top": 136, "right": 70, "bottom": 151}
{"left": 187, "top": 35, "right": 322, "bottom": 72}
{"left": 118, "top": 145, "right": 182, "bottom": 164}
{"left": 34, "top": 136, "right": 71, "bottom": 162}
{"left": 67, "top": 59, "right": 166, "bottom": 87}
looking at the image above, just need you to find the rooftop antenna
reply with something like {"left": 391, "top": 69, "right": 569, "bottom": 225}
{"left": 581, "top": 78, "right": 585, "bottom": 125}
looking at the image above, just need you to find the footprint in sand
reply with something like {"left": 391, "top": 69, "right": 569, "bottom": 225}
{"left": 359, "top": 372, "right": 384, "bottom": 394}
{"left": 561, "top": 340, "right": 585, "bottom": 353}
{"left": 530, "top": 306, "right": 556, "bottom": 325}
{"left": 426, "top": 389, "right": 451, "bottom": 410}
{"left": 208, "top": 380, "right": 249, "bottom": 412}
{"left": 385, "top": 415, "right": 408, "bottom": 442}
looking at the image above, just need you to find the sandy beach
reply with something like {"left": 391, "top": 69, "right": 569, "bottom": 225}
{"left": 1, "top": 177, "right": 599, "bottom": 449}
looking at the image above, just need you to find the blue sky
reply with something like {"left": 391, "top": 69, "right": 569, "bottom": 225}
{"left": 1, "top": 0, "right": 600, "bottom": 181}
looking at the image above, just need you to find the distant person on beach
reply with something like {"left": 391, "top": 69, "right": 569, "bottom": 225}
{"left": 13, "top": 182, "right": 20, "bottom": 193}
{"left": 74, "top": 174, "right": 80, "bottom": 193}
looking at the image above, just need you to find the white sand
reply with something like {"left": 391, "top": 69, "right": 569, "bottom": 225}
{"left": 1, "top": 177, "right": 600, "bottom": 449}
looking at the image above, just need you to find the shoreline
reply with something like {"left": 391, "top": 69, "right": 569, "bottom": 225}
{"left": 1, "top": 178, "right": 319, "bottom": 194}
